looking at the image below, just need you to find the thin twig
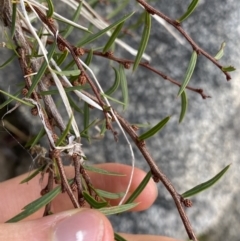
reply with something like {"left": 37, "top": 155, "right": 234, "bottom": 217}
{"left": 136, "top": 0, "right": 231, "bottom": 81}
{"left": 72, "top": 154, "right": 84, "bottom": 205}
{"left": 83, "top": 49, "right": 211, "bottom": 99}
{"left": 52, "top": 150, "right": 80, "bottom": 208}
{"left": 42, "top": 165, "right": 54, "bottom": 216}
{"left": 115, "top": 112, "right": 198, "bottom": 241}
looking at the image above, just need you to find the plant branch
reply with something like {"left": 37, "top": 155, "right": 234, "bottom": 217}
{"left": 83, "top": 49, "right": 211, "bottom": 99}
{"left": 52, "top": 149, "right": 80, "bottom": 208}
{"left": 32, "top": 6, "right": 116, "bottom": 137}
{"left": 136, "top": 0, "right": 231, "bottom": 81}
{"left": 115, "top": 112, "right": 198, "bottom": 241}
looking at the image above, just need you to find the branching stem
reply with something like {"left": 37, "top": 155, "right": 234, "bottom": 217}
{"left": 137, "top": 0, "right": 231, "bottom": 81}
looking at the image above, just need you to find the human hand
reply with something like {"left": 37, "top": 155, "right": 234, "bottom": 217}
{"left": 0, "top": 163, "right": 181, "bottom": 241}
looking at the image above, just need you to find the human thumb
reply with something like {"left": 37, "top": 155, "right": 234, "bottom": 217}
{"left": 0, "top": 209, "right": 114, "bottom": 241}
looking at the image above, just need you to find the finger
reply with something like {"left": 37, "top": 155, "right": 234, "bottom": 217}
{"left": 0, "top": 163, "right": 157, "bottom": 222}
{"left": 0, "top": 209, "right": 114, "bottom": 241}
{"left": 119, "top": 233, "right": 182, "bottom": 241}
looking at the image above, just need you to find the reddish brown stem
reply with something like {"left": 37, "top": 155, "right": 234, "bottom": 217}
{"left": 83, "top": 49, "right": 211, "bottom": 99}
{"left": 115, "top": 112, "right": 198, "bottom": 241}
{"left": 136, "top": 0, "right": 231, "bottom": 81}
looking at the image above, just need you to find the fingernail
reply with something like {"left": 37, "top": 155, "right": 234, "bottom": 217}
{"left": 53, "top": 209, "right": 105, "bottom": 241}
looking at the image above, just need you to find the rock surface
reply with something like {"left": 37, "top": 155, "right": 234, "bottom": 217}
{"left": 0, "top": 1, "right": 239, "bottom": 240}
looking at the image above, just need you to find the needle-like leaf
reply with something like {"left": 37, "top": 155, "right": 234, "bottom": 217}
{"left": 83, "top": 191, "right": 108, "bottom": 208}
{"left": 25, "top": 127, "right": 45, "bottom": 148}
{"left": 179, "top": 90, "right": 188, "bottom": 123}
{"left": 11, "top": 3, "right": 17, "bottom": 38}
{"left": 27, "top": 42, "right": 57, "bottom": 97}
{"left": 105, "top": 67, "right": 120, "bottom": 96}
{"left": 119, "top": 64, "right": 129, "bottom": 110}
{"left": 52, "top": 69, "right": 81, "bottom": 76}
{"left": 20, "top": 164, "right": 47, "bottom": 184}
{"left": 125, "top": 171, "right": 152, "bottom": 204}
{"left": 45, "top": 0, "right": 54, "bottom": 18}
{"left": 222, "top": 66, "right": 236, "bottom": 72}
{"left": 0, "top": 90, "right": 20, "bottom": 109}
{"left": 83, "top": 165, "right": 125, "bottom": 176}
{"left": 95, "top": 189, "right": 125, "bottom": 199}
{"left": 55, "top": 115, "right": 73, "bottom": 146}
{"left": 0, "top": 54, "right": 17, "bottom": 69}
{"left": 177, "top": 51, "right": 197, "bottom": 97}
{"left": 177, "top": 0, "right": 199, "bottom": 23}
{"left": 103, "top": 21, "right": 125, "bottom": 53}
{"left": 133, "top": 11, "right": 151, "bottom": 72}
{"left": 138, "top": 116, "right": 170, "bottom": 141}
{"left": 6, "top": 180, "right": 73, "bottom": 222}
{"left": 63, "top": 2, "right": 82, "bottom": 38}
{"left": 0, "top": 90, "right": 34, "bottom": 107}
{"left": 182, "top": 164, "right": 231, "bottom": 198}
{"left": 99, "top": 203, "right": 139, "bottom": 215}
{"left": 114, "top": 233, "right": 128, "bottom": 241}
{"left": 214, "top": 42, "right": 226, "bottom": 60}
{"left": 55, "top": 50, "right": 68, "bottom": 66}
{"left": 84, "top": 48, "right": 93, "bottom": 66}
{"left": 78, "top": 12, "right": 134, "bottom": 47}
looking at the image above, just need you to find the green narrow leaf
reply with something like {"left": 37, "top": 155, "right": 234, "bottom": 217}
{"left": 214, "top": 42, "right": 226, "bottom": 60}
{"left": 83, "top": 191, "right": 108, "bottom": 208}
{"left": 83, "top": 165, "right": 125, "bottom": 176}
{"left": 78, "top": 12, "right": 134, "bottom": 47}
{"left": 0, "top": 54, "right": 17, "bottom": 69}
{"left": 138, "top": 116, "right": 170, "bottom": 141}
{"left": 95, "top": 189, "right": 125, "bottom": 199}
{"left": 114, "top": 233, "right": 128, "bottom": 241}
{"left": 83, "top": 102, "right": 90, "bottom": 137}
{"left": 177, "top": 0, "right": 199, "bottom": 23}
{"left": 0, "top": 90, "right": 20, "bottom": 109}
{"left": 119, "top": 64, "right": 128, "bottom": 110}
{"left": 179, "top": 90, "right": 188, "bottom": 123}
{"left": 3, "top": 30, "right": 17, "bottom": 51}
{"left": 46, "top": 0, "right": 54, "bottom": 18}
{"left": 80, "top": 119, "right": 99, "bottom": 138}
{"left": 125, "top": 171, "right": 152, "bottom": 204}
{"left": 11, "top": 3, "right": 17, "bottom": 38}
{"left": 84, "top": 48, "right": 93, "bottom": 66}
{"left": 99, "top": 203, "right": 138, "bottom": 215}
{"left": 105, "top": 67, "right": 120, "bottom": 96}
{"left": 27, "top": 42, "right": 57, "bottom": 97}
{"left": 133, "top": 11, "right": 151, "bottom": 72}
{"left": 52, "top": 69, "right": 81, "bottom": 76}
{"left": 101, "top": 93, "right": 125, "bottom": 105}
{"left": 56, "top": 115, "right": 73, "bottom": 146}
{"left": 55, "top": 50, "right": 68, "bottom": 66}
{"left": 40, "top": 85, "right": 87, "bottom": 96}
{"left": 103, "top": 21, "right": 125, "bottom": 53}
{"left": 6, "top": 180, "right": 74, "bottom": 222}
{"left": 0, "top": 90, "right": 34, "bottom": 107}
{"left": 181, "top": 164, "right": 231, "bottom": 198}
{"left": 63, "top": 2, "right": 82, "bottom": 38}
{"left": 177, "top": 51, "right": 197, "bottom": 97}
{"left": 221, "top": 66, "right": 236, "bottom": 72}
{"left": 20, "top": 164, "right": 47, "bottom": 184}
{"left": 67, "top": 94, "right": 83, "bottom": 114}
{"left": 63, "top": 59, "right": 76, "bottom": 70}
{"left": 100, "top": 119, "right": 107, "bottom": 136}
{"left": 25, "top": 127, "right": 45, "bottom": 148}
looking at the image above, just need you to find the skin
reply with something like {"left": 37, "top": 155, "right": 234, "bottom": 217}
{"left": 0, "top": 163, "right": 181, "bottom": 241}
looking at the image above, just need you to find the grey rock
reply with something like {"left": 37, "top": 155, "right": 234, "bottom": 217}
{"left": 0, "top": 0, "right": 239, "bottom": 240}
